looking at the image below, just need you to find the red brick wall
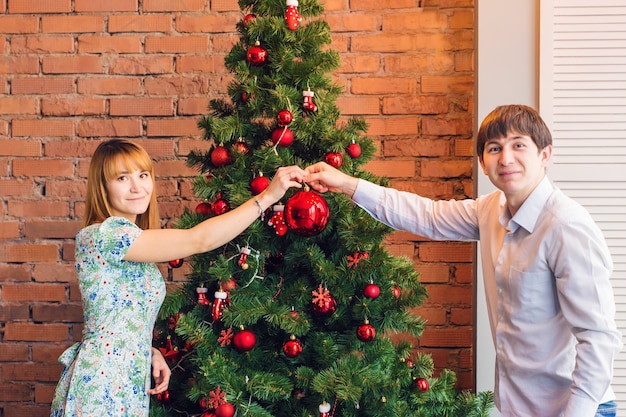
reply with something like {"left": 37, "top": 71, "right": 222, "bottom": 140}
{"left": 0, "top": 0, "right": 475, "bottom": 414}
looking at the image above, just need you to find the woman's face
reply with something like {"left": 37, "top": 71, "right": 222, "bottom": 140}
{"left": 105, "top": 162, "right": 154, "bottom": 223}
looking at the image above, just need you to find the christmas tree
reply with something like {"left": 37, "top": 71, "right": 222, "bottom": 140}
{"left": 152, "top": 0, "right": 493, "bottom": 416}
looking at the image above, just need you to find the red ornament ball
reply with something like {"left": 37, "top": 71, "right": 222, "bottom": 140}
{"left": 168, "top": 258, "right": 184, "bottom": 269}
{"left": 211, "top": 145, "right": 232, "bottom": 167}
{"left": 324, "top": 151, "right": 343, "bottom": 169}
{"left": 346, "top": 142, "right": 362, "bottom": 159}
{"left": 392, "top": 285, "right": 401, "bottom": 299}
{"left": 275, "top": 223, "right": 288, "bottom": 236}
{"left": 233, "top": 329, "right": 256, "bottom": 352}
{"left": 312, "top": 293, "right": 336, "bottom": 317}
{"left": 243, "top": 13, "right": 257, "bottom": 28}
{"left": 195, "top": 202, "right": 212, "bottom": 216}
{"left": 271, "top": 126, "right": 294, "bottom": 147}
{"left": 212, "top": 198, "right": 230, "bottom": 215}
{"left": 232, "top": 140, "right": 249, "bottom": 154}
{"left": 357, "top": 321, "right": 376, "bottom": 342}
{"left": 247, "top": 43, "right": 268, "bottom": 66}
{"left": 276, "top": 109, "right": 294, "bottom": 126}
{"left": 283, "top": 335, "right": 303, "bottom": 358}
{"left": 363, "top": 283, "right": 380, "bottom": 299}
{"left": 215, "top": 402, "right": 235, "bottom": 417}
{"left": 414, "top": 377, "right": 429, "bottom": 392}
{"left": 250, "top": 174, "right": 270, "bottom": 195}
{"left": 284, "top": 189, "right": 330, "bottom": 236}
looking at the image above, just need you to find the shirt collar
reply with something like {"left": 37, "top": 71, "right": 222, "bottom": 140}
{"left": 500, "top": 176, "right": 553, "bottom": 234}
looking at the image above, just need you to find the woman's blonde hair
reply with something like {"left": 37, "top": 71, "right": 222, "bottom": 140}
{"left": 83, "top": 139, "right": 160, "bottom": 230}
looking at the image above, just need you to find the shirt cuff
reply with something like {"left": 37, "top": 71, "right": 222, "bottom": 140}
{"left": 352, "top": 179, "right": 382, "bottom": 212}
{"left": 564, "top": 394, "right": 599, "bottom": 417}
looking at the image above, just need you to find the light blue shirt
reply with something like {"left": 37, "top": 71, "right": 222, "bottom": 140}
{"left": 353, "top": 176, "right": 622, "bottom": 417}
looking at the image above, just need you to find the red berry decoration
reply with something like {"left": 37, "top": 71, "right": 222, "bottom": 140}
{"left": 324, "top": 151, "right": 343, "bottom": 169}
{"left": 357, "top": 320, "right": 376, "bottom": 342}
{"left": 346, "top": 140, "right": 362, "bottom": 159}
{"left": 195, "top": 202, "right": 212, "bottom": 216}
{"left": 414, "top": 377, "right": 429, "bottom": 392}
{"left": 276, "top": 109, "right": 293, "bottom": 126}
{"left": 212, "top": 197, "right": 230, "bottom": 215}
{"left": 250, "top": 172, "right": 270, "bottom": 195}
{"left": 363, "top": 282, "right": 380, "bottom": 299}
{"left": 247, "top": 42, "right": 268, "bottom": 66}
{"left": 215, "top": 402, "right": 235, "bottom": 417}
{"left": 233, "top": 328, "right": 256, "bottom": 352}
{"left": 211, "top": 145, "right": 232, "bottom": 167}
{"left": 168, "top": 258, "right": 184, "bottom": 268}
{"left": 283, "top": 335, "right": 303, "bottom": 358}
{"left": 243, "top": 13, "right": 256, "bottom": 28}
{"left": 271, "top": 126, "right": 294, "bottom": 147}
{"left": 284, "top": 187, "right": 330, "bottom": 236}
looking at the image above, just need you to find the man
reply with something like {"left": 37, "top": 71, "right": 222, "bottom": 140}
{"left": 304, "top": 104, "right": 622, "bottom": 417}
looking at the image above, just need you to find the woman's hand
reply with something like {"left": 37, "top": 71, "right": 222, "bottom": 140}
{"left": 148, "top": 348, "right": 171, "bottom": 395}
{"left": 257, "top": 165, "right": 307, "bottom": 208}
{"left": 304, "top": 162, "right": 359, "bottom": 197}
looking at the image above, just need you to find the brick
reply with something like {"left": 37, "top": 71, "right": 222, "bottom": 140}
{"left": 23, "top": 221, "right": 81, "bottom": 239}
{"left": 351, "top": 77, "right": 417, "bottom": 95}
{"left": 75, "top": 0, "right": 138, "bottom": 12}
{"left": 42, "top": 56, "right": 105, "bottom": 74}
{"left": 2, "top": 283, "right": 66, "bottom": 302}
{"left": 32, "top": 343, "right": 72, "bottom": 362}
{"left": 0, "top": 139, "right": 42, "bottom": 156}
{"left": 0, "top": 179, "right": 35, "bottom": 196}
{"left": 142, "top": 0, "right": 206, "bottom": 12}
{"left": 0, "top": 221, "right": 20, "bottom": 239}
{"left": 363, "top": 159, "right": 415, "bottom": 178}
{"left": 77, "top": 118, "right": 142, "bottom": 138}
{"left": 176, "top": 14, "right": 241, "bottom": 34}
{"left": 41, "top": 15, "right": 105, "bottom": 34}
{"left": 109, "top": 56, "right": 173, "bottom": 75}
{"left": 0, "top": 304, "right": 29, "bottom": 321}
{"left": 41, "top": 97, "right": 106, "bottom": 117}
{"left": 145, "top": 35, "right": 209, "bottom": 53}
{"left": 419, "top": 327, "right": 473, "bottom": 348}
{"left": 76, "top": 76, "right": 141, "bottom": 95}
{"left": 325, "top": 13, "right": 377, "bottom": 32}
{"left": 178, "top": 97, "right": 210, "bottom": 115}
{"left": 0, "top": 16, "right": 39, "bottom": 34}
{"left": 146, "top": 118, "right": 202, "bottom": 137}
{"left": 110, "top": 97, "right": 173, "bottom": 116}
{"left": 419, "top": 242, "right": 473, "bottom": 263}
{"left": 33, "top": 263, "right": 76, "bottom": 283}
{"left": 11, "top": 77, "right": 75, "bottom": 95}
{"left": 383, "top": 10, "right": 448, "bottom": 32}
{"left": 0, "top": 383, "right": 31, "bottom": 401}
{"left": 336, "top": 96, "right": 380, "bottom": 115}
{"left": 35, "top": 383, "right": 57, "bottom": 403}
{"left": 108, "top": 14, "right": 172, "bottom": 33}
{"left": 12, "top": 119, "right": 75, "bottom": 137}
{"left": 10, "top": 36, "right": 75, "bottom": 54}
{"left": 13, "top": 159, "right": 75, "bottom": 177}
{"left": 350, "top": 0, "right": 415, "bottom": 9}
{"left": 0, "top": 56, "right": 39, "bottom": 74}
{"left": 210, "top": 0, "right": 238, "bottom": 12}
{"left": 8, "top": 201, "right": 71, "bottom": 218}
{"left": 77, "top": 35, "right": 142, "bottom": 54}
{"left": 0, "top": 97, "right": 38, "bottom": 115}
{"left": 0, "top": 243, "right": 59, "bottom": 262}
{"left": 3, "top": 404, "right": 52, "bottom": 417}
{"left": 0, "top": 264, "right": 31, "bottom": 282}
{"left": 8, "top": 0, "right": 71, "bottom": 13}
{"left": 1, "top": 360, "right": 65, "bottom": 380}
{"left": 383, "top": 95, "right": 449, "bottom": 115}
{"left": 421, "top": 159, "right": 472, "bottom": 178}
{"left": 422, "top": 116, "right": 472, "bottom": 136}
{"left": 176, "top": 55, "right": 223, "bottom": 73}
{"left": 352, "top": 34, "right": 414, "bottom": 53}
{"left": 32, "top": 303, "right": 83, "bottom": 322}
{"left": 0, "top": 344, "right": 29, "bottom": 361}
{"left": 144, "top": 76, "right": 209, "bottom": 95}
{"left": 384, "top": 138, "right": 451, "bottom": 158}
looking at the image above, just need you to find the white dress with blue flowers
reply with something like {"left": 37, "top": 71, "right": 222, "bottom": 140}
{"left": 51, "top": 217, "right": 165, "bottom": 417}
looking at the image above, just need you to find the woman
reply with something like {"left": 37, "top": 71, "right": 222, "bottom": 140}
{"left": 51, "top": 139, "right": 306, "bottom": 416}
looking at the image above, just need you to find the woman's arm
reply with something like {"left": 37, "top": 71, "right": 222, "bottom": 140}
{"left": 123, "top": 165, "right": 306, "bottom": 263}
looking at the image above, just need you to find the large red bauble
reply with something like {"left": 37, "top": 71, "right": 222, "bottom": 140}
{"left": 233, "top": 329, "right": 256, "bottom": 352}
{"left": 195, "top": 202, "right": 212, "bottom": 216}
{"left": 250, "top": 174, "right": 270, "bottom": 195}
{"left": 276, "top": 109, "right": 293, "bottom": 126}
{"left": 346, "top": 142, "right": 362, "bottom": 159}
{"left": 247, "top": 43, "right": 268, "bottom": 66}
{"left": 324, "top": 152, "right": 343, "bottom": 168}
{"left": 271, "top": 126, "right": 294, "bottom": 147}
{"left": 211, "top": 146, "right": 232, "bottom": 167}
{"left": 312, "top": 294, "right": 336, "bottom": 317}
{"left": 357, "top": 321, "right": 376, "bottom": 342}
{"left": 215, "top": 403, "right": 235, "bottom": 417}
{"left": 414, "top": 377, "right": 429, "bottom": 392}
{"left": 284, "top": 189, "right": 330, "bottom": 236}
{"left": 168, "top": 258, "right": 184, "bottom": 269}
{"left": 363, "top": 283, "right": 380, "bottom": 299}
{"left": 283, "top": 336, "right": 303, "bottom": 358}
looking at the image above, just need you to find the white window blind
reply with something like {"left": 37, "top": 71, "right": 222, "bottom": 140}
{"left": 540, "top": 0, "right": 626, "bottom": 411}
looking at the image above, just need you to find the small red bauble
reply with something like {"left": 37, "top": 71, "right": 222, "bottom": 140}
{"left": 276, "top": 109, "right": 293, "bottom": 126}
{"left": 363, "top": 283, "right": 380, "bottom": 299}
{"left": 211, "top": 145, "right": 232, "bottom": 167}
{"left": 215, "top": 402, "right": 235, "bottom": 417}
{"left": 357, "top": 320, "right": 376, "bottom": 342}
{"left": 232, "top": 140, "right": 249, "bottom": 154}
{"left": 284, "top": 188, "right": 330, "bottom": 236}
{"left": 196, "top": 202, "right": 212, "bottom": 216}
{"left": 168, "top": 258, "right": 184, "bottom": 268}
{"left": 271, "top": 126, "right": 294, "bottom": 147}
{"left": 324, "top": 152, "right": 343, "bottom": 169}
{"left": 250, "top": 173, "right": 270, "bottom": 195}
{"left": 283, "top": 335, "right": 303, "bottom": 358}
{"left": 346, "top": 141, "right": 362, "bottom": 159}
{"left": 414, "top": 377, "right": 429, "bottom": 392}
{"left": 212, "top": 198, "right": 230, "bottom": 215}
{"left": 312, "top": 294, "right": 336, "bottom": 317}
{"left": 392, "top": 285, "right": 401, "bottom": 299}
{"left": 243, "top": 13, "right": 256, "bottom": 28}
{"left": 233, "top": 329, "right": 256, "bottom": 352}
{"left": 247, "top": 42, "right": 268, "bottom": 66}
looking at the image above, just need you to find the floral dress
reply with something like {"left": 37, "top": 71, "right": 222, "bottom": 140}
{"left": 51, "top": 217, "right": 165, "bottom": 417}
